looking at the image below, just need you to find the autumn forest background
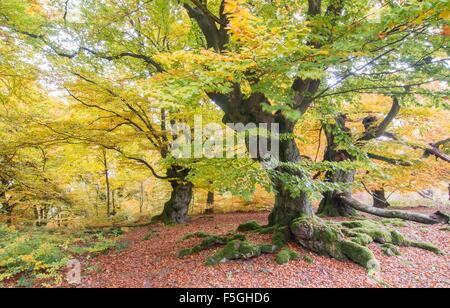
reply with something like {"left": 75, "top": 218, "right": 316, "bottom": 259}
{"left": 0, "top": 0, "right": 449, "bottom": 288}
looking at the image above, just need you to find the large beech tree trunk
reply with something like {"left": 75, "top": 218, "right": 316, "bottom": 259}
{"left": 160, "top": 167, "right": 193, "bottom": 224}
{"left": 268, "top": 128, "right": 313, "bottom": 226}
{"left": 212, "top": 90, "right": 315, "bottom": 226}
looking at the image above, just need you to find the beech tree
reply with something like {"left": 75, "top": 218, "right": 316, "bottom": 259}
{"left": 0, "top": 0, "right": 448, "bottom": 270}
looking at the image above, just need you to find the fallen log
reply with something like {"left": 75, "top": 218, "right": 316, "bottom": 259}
{"left": 338, "top": 195, "right": 448, "bottom": 225}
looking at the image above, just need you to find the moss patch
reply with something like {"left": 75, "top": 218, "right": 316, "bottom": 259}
{"left": 260, "top": 244, "right": 278, "bottom": 254}
{"left": 381, "top": 219, "right": 407, "bottom": 228}
{"left": 206, "top": 240, "right": 262, "bottom": 265}
{"left": 237, "top": 221, "right": 261, "bottom": 232}
{"left": 340, "top": 240, "right": 379, "bottom": 270}
{"left": 182, "top": 231, "right": 210, "bottom": 241}
{"left": 303, "top": 255, "right": 315, "bottom": 264}
{"left": 291, "top": 215, "right": 345, "bottom": 260}
{"left": 408, "top": 241, "right": 444, "bottom": 255}
{"left": 380, "top": 244, "right": 401, "bottom": 257}
{"left": 272, "top": 226, "right": 291, "bottom": 249}
{"left": 177, "top": 233, "right": 245, "bottom": 258}
{"left": 276, "top": 249, "right": 300, "bottom": 265}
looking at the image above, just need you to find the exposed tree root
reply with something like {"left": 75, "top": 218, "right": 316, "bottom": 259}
{"left": 177, "top": 217, "right": 444, "bottom": 274}
{"left": 276, "top": 248, "right": 300, "bottom": 265}
{"left": 339, "top": 195, "right": 448, "bottom": 225}
{"left": 291, "top": 216, "right": 444, "bottom": 271}
{"left": 177, "top": 232, "right": 246, "bottom": 258}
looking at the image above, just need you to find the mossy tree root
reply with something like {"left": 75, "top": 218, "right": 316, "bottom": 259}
{"left": 290, "top": 216, "right": 444, "bottom": 271}
{"left": 177, "top": 233, "right": 246, "bottom": 258}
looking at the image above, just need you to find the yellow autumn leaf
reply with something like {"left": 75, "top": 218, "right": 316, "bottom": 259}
{"left": 439, "top": 10, "right": 450, "bottom": 20}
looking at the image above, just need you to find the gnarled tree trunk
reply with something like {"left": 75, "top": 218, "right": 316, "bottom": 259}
{"left": 268, "top": 127, "right": 313, "bottom": 225}
{"left": 373, "top": 188, "right": 391, "bottom": 208}
{"left": 160, "top": 167, "right": 193, "bottom": 224}
{"left": 317, "top": 115, "right": 357, "bottom": 217}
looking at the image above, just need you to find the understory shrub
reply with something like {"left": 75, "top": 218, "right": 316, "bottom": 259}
{"left": 0, "top": 224, "right": 120, "bottom": 286}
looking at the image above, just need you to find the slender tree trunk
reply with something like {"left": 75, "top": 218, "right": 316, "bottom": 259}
{"left": 140, "top": 182, "right": 144, "bottom": 214}
{"left": 95, "top": 188, "right": 99, "bottom": 217}
{"left": 373, "top": 188, "right": 391, "bottom": 208}
{"left": 160, "top": 167, "right": 194, "bottom": 224}
{"left": 205, "top": 191, "right": 215, "bottom": 214}
{"left": 0, "top": 191, "right": 12, "bottom": 225}
{"left": 5, "top": 204, "right": 13, "bottom": 226}
{"left": 33, "top": 205, "right": 48, "bottom": 227}
{"left": 102, "top": 150, "right": 111, "bottom": 221}
{"left": 207, "top": 191, "right": 214, "bottom": 206}
{"left": 112, "top": 189, "right": 117, "bottom": 216}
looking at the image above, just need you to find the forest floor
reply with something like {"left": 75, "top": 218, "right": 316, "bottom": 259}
{"left": 74, "top": 208, "right": 449, "bottom": 288}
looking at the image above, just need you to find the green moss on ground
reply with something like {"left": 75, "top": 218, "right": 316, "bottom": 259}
{"left": 206, "top": 240, "right": 262, "bottom": 265}
{"left": 260, "top": 244, "right": 277, "bottom": 254}
{"left": 303, "top": 255, "right": 315, "bottom": 264}
{"left": 182, "top": 231, "right": 210, "bottom": 241}
{"left": 177, "top": 233, "right": 245, "bottom": 258}
{"left": 381, "top": 219, "right": 407, "bottom": 228}
{"left": 380, "top": 243, "right": 401, "bottom": 257}
{"left": 237, "top": 221, "right": 261, "bottom": 232}
{"left": 272, "top": 226, "right": 291, "bottom": 249}
{"left": 276, "top": 248, "right": 300, "bottom": 265}
{"left": 257, "top": 225, "right": 279, "bottom": 235}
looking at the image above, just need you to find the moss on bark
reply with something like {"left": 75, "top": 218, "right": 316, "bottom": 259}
{"left": 177, "top": 233, "right": 245, "bottom": 258}
{"left": 206, "top": 240, "right": 262, "bottom": 265}
{"left": 290, "top": 216, "right": 444, "bottom": 271}
{"left": 380, "top": 243, "right": 401, "bottom": 257}
{"left": 237, "top": 221, "right": 262, "bottom": 232}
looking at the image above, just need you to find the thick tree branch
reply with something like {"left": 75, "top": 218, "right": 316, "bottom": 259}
{"left": 339, "top": 195, "right": 448, "bottom": 225}
{"left": 367, "top": 153, "right": 413, "bottom": 166}
{"left": 359, "top": 97, "right": 401, "bottom": 141}
{"left": 423, "top": 141, "right": 450, "bottom": 163}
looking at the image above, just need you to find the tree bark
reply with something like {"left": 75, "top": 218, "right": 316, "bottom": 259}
{"left": 339, "top": 195, "right": 447, "bottom": 225}
{"left": 373, "top": 188, "right": 391, "bottom": 208}
{"left": 214, "top": 92, "right": 314, "bottom": 226}
{"left": 317, "top": 115, "right": 357, "bottom": 217}
{"left": 3, "top": 202, "right": 13, "bottom": 226}
{"left": 140, "top": 182, "right": 145, "bottom": 214}
{"left": 112, "top": 189, "right": 117, "bottom": 216}
{"left": 162, "top": 180, "right": 193, "bottom": 224}
{"left": 94, "top": 187, "right": 99, "bottom": 217}
{"left": 268, "top": 121, "right": 313, "bottom": 225}
{"left": 160, "top": 167, "right": 194, "bottom": 224}
{"left": 101, "top": 149, "right": 111, "bottom": 221}
{"left": 205, "top": 191, "right": 215, "bottom": 214}
{"left": 207, "top": 191, "right": 214, "bottom": 206}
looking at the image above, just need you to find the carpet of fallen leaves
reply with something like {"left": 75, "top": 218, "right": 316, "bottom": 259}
{"left": 76, "top": 210, "right": 449, "bottom": 288}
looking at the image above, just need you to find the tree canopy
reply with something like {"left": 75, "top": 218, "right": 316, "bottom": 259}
{"left": 0, "top": 0, "right": 448, "bottom": 280}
